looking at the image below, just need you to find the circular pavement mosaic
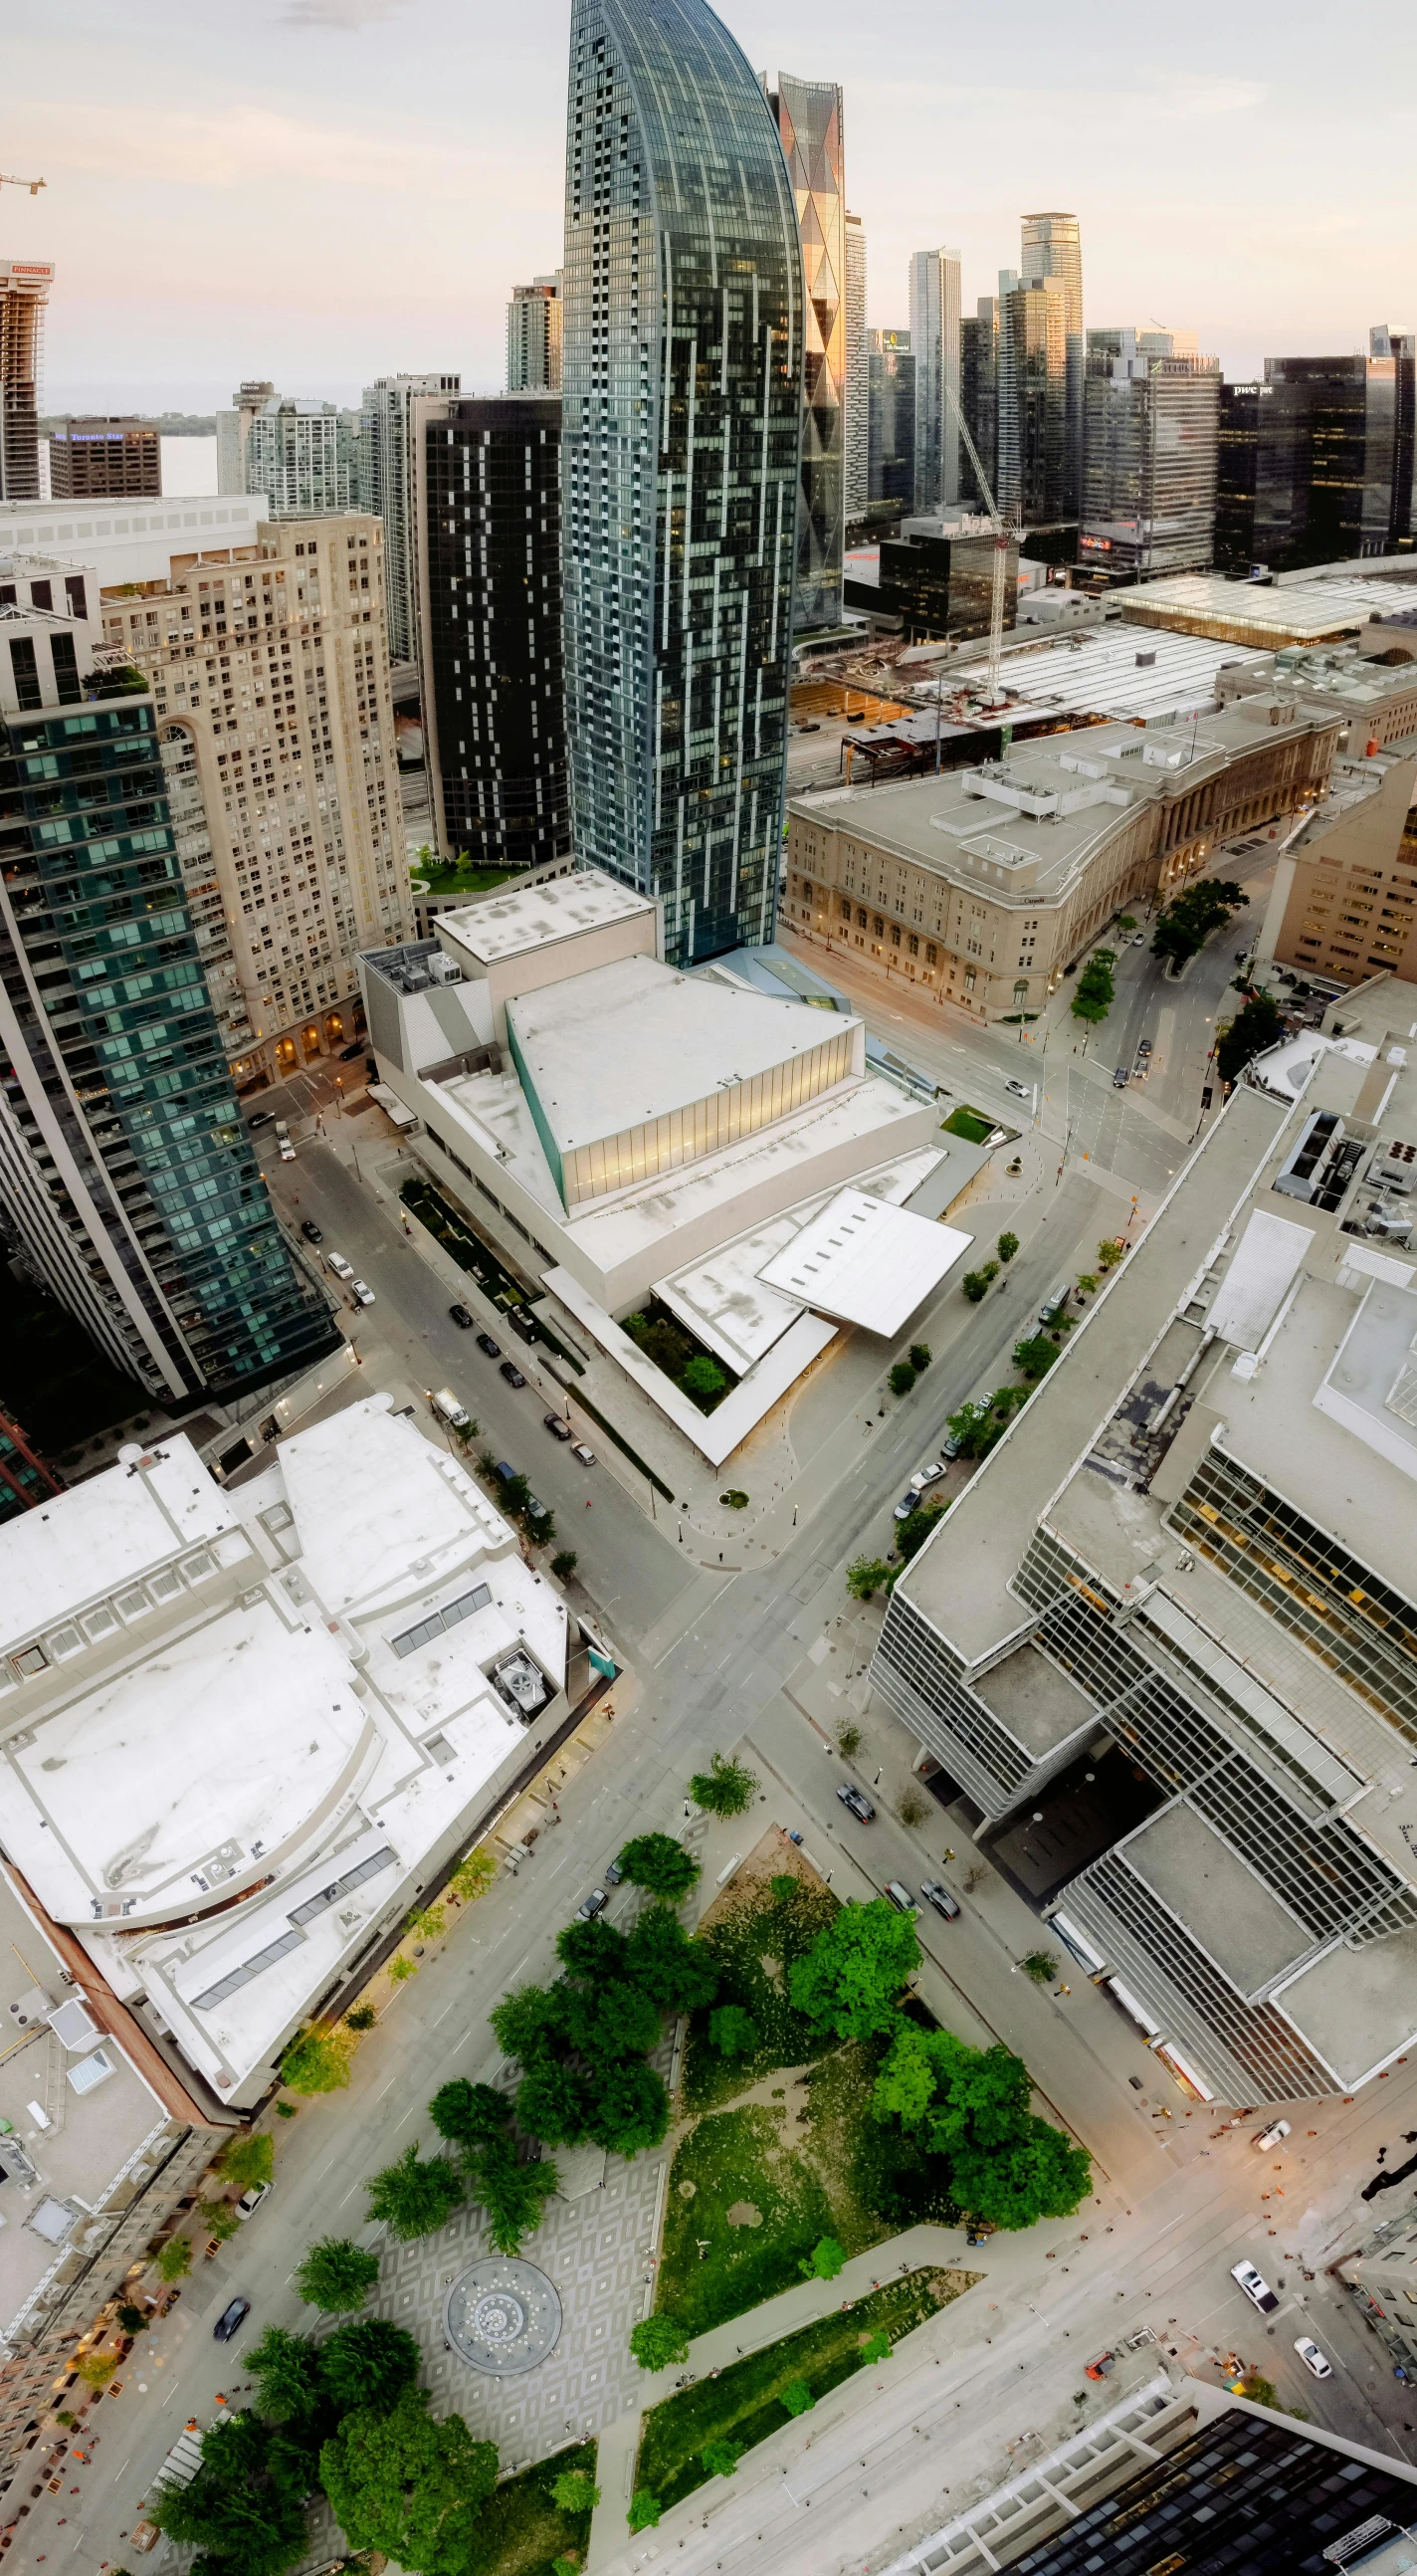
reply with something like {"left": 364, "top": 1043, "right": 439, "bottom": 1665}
{"left": 444, "top": 2254, "right": 562, "bottom": 2376}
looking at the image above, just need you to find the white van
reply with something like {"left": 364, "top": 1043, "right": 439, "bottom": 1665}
{"left": 433, "top": 1387, "right": 472, "bottom": 1432}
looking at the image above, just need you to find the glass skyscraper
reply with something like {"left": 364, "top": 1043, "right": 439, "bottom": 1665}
{"left": 909, "top": 248, "right": 961, "bottom": 514}
{"left": 765, "top": 74, "right": 846, "bottom": 634}
{"left": 1021, "top": 212, "right": 1084, "bottom": 518}
{"left": 562, "top": 0, "right": 803, "bottom": 966}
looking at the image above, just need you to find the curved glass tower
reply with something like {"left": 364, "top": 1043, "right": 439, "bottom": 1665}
{"left": 562, "top": 0, "right": 803, "bottom": 965}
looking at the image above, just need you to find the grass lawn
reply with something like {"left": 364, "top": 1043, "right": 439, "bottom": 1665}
{"left": 411, "top": 863, "right": 515, "bottom": 896}
{"left": 940, "top": 1104, "right": 997, "bottom": 1145}
{"left": 463, "top": 2442, "right": 597, "bottom": 2576}
{"left": 636, "top": 2270, "right": 972, "bottom": 2512}
{"left": 683, "top": 1879, "right": 841, "bottom": 2113}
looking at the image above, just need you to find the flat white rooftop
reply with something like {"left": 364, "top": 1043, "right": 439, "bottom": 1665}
{"left": 439, "top": 870, "right": 653, "bottom": 966}
{"left": 0, "top": 1442, "right": 242, "bottom": 1655}
{"left": 1119, "top": 573, "right": 1415, "bottom": 644}
{"left": 757, "top": 1186, "right": 972, "bottom": 1335}
{"left": 506, "top": 953, "right": 858, "bottom": 1155}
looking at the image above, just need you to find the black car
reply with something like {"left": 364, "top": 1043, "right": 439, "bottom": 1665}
{"left": 338, "top": 1040, "right": 365, "bottom": 1061}
{"left": 247, "top": 1110, "right": 275, "bottom": 1132}
{"left": 214, "top": 2295, "right": 251, "bottom": 2342}
{"left": 449, "top": 1303, "right": 474, "bottom": 1329}
{"left": 837, "top": 1783, "right": 876, "bottom": 1823}
{"left": 301, "top": 1217, "right": 323, "bottom": 1243}
{"left": 500, "top": 1361, "right": 526, "bottom": 1389}
{"left": 477, "top": 1333, "right": 502, "bottom": 1359}
{"left": 544, "top": 1414, "right": 571, "bottom": 1441}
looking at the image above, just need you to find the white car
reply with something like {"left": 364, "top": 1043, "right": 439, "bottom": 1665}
{"left": 571, "top": 1442, "right": 596, "bottom": 1466}
{"left": 351, "top": 1279, "right": 376, "bottom": 1307}
{"left": 1294, "top": 2336, "right": 1332, "bottom": 2380}
{"left": 278, "top": 1137, "right": 296, "bottom": 1162}
{"left": 1005, "top": 1078, "right": 1030, "bottom": 1101}
{"left": 326, "top": 1251, "right": 354, "bottom": 1281}
{"left": 1256, "top": 2118, "right": 1292, "bottom": 2151}
{"left": 910, "top": 1463, "right": 945, "bottom": 1494}
{"left": 237, "top": 2181, "right": 273, "bottom": 2220}
{"left": 1231, "top": 2259, "right": 1279, "bottom": 2314}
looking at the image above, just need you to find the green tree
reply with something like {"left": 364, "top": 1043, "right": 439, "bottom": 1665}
{"left": 555, "top": 1916, "right": 631, "bottom": 1984}
{"left": 1097, "top": 1236, "right": 1126, "bottom": 1269}
{"left": 771, "top": 1873, "right": 799, "bottom": 1903}
{"left": 781, "top": 2379, "right": 815, "bottom": 2415}
{"left": 294, "top": 2237, "right": 380, "bottom": 2315}
{"left": 799, "top": 2235, "right": 847, "bottom": 2281}
{"left": 846, "top": 1556, "right": 893, "bottom": 1601}
{"left": 550, "top": 1551, "right": 579, "bottom": 1583}
{"left": 961, "top": 1261, "right": 1000, "bottom": 1302}
{"left": 408, "top": 1903, "right": 447, "bottom": 1944}
{"left": 388, "top": 1953, "right": 419, "bottom": 1985}
{"left": 428, "top": 2078, "right": 511, "bottom": 2151}
{"left": 623, "top": 1906, "right": 718, "bottom": 2014}
{"left": 450, "top": 1849, "right": 497, "bottom": 1905}
{"left": 872, "top": 2026, "right": 1092, "bottom": 2229}
{"left": 1012, "top": 1333, "right": 1061, "bottom": 1383}
{"left": 280, "top": 2026, "right": 353, "bottom": 2095}
{"left": 319, "top": 2385, "right": 499, "bottom": 2576}
{"left": 365, "top": 2143, "right": 465, "bottom": 2241}
{"left": 490, "top": 1982, "right": 567, "bottom": 2066}
{"left": 951, "top": 2119, "right": 1094, "bottom": 2231}
{"left": 214, "top": 2132, "right": 274, "bottom": 2194}
{"left": 708, "top": 2003, "right": 759, "bottom": 2057}
{"left": 897, "top": 1503, "right": 946, "bottom": 1564}
{"left": 516, "top": 2059, "right": 594, "bottom": 2147}
{"left": 860, "top": 2329, "right": 892, "bottom": 2365}
{"left": 552, "top": 2559, "right": 579, "bottom": 2576}
{"left": 909, "top": 1341, "right": 932, "bottom": 1372}
{"left": 76, "top": 2350, "right": 117, "bottom": 2389}
{"left": 562, "top": 1977, "right": 662, "bottom": 2063}
{"left": 682, "top": 1354, "right": 727, "bottom": 1401}
{"left": 551, "top": 2469, "right": 601, "bottom": 2513}
{"left": 1152, "top": 878, "right": 1247, "bottom": 968}
{"left": 1020, "top": 1949, "right": 1059, "bottom": 1985}
{"left": 1235, "top": 2373, "right": 1279, "bottom": 2409}
{"left": 888, "top": 1359, "right": 916, "bottom": 1396}
{"left": 116, "top": 2303, "right": 148, "bottom": 2336}
{"left": 321, "top": 2316, "right": 422, "bottom": 2416}
{"left": 199, "top": 2198, "right": 241, "bottom": 2243}
{"left": 789, "top": 1898, "right": 920, "bottom": 2039}
{"left": 155, "top": 2235, "right": 192, "bottom": 2282}
{"left": 702, "top": 2439, "right": 742, "bottom": 2478}
{"left": 1216, "top": 990, "right": 1284, "bottom": 1084}
{"left": 616, "top": 1832, "right": 701, "bottom": 1902}
{"left": 629, "top": 2313, "right": 691, "bottom": 2371}
{"left": 248, "top": 2325, "right": 327, "bottom": 2426}
{"left": 689, "top": 1752, "right": 758, "bottom": 1817}
{"left": 346, "top": 2005, "right": 377, "bottom": 2032}
{"left": 1076, "top": 1272, "right": 1099, "bottom": 1297}
{"left": 997, "top": 1231, "right": 1019, "bottom": 1263}
{"left": 151, "top": 2411, "right": 310, "bottom": 2576}
{"left": 474, "top": 2139, "right": 560, "bottom": 2255}
{"left": 1071, "top": 948, "right": 1115, "bottom": 1025}
{"left": 628, "top": 2491, "right": 662, "bottom": 2532}
{"left": 836, "top": 1721, "right": 863, "bottom": 1759}
{"left": 584, "top": 2057, "right": 671, "bottom": 2157}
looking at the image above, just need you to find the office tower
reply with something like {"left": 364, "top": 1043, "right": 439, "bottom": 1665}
{"left": 1079, "top": 328, "right": 1220, "bottom": 581}
{"left": 1217, "top": 355, "right": 1403, "bottom": 573}
{"left": 1021, "top": 211, "right": 1083, "bottom": 515}
{"left": 959, "top": 297, "right": 1000, "bottom": 506}
{"left": 0, "top": 560, "right": 339, "bottom": 1403}
{"left": 867, "top": 328, "right": 914, "bottom": 508}
{"left": 0, "top": 1404, "right": 62, "bottom": 1522}
{"left": 0, "top": 258, "right": 53, "bottom": 502}
{"left": 506, "top": 277, "right": 563, "bottom": 392}
{"left": 215, "top": 379, "right": 275, "bottom": 497}
{"left": 910, "top": 247, "right": 961, "bottom": 512}
{"left": 1371, "top": 322, "right": 1415, "bottom": 545}
{"left": 417, "top": 394, "right": 569, "bottom": 871}
{"left": 49, "top": 416, "right": 161, "bottom": 500}
{"left": 766, "top": 74, "right": 846, "bottom": 632}
{"left": 100, "top": 514, "right": 411, "bottom": 1088}
{"left": 1214, "top": 378, "right": 1264, "bottom": 572}
{"left": 244, "top": 396, "right": 356, "bottom": 518}
{"left": 562, "top": 0, "right": 803, "bottom": 966}
{"left": 358, "top": 372, "right": 461, "bottom": 666}
{"left": 843, "top": 212, "right": 868, "bottom": 521}
{"left": 997, "top": 276, "right": 1066, "bottom": 527}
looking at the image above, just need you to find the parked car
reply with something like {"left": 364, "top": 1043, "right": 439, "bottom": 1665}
{"left": 910, "top": 1462, "right": 945, "bottom": 1493}
{"left": 1005, "top": 1078, "right": 1030, "bottom": 1101}
{"left": 477, "top": 1333, "right": 502, "bottom": 1358}
{"left": 1113, "top": 1066, "right": 1129, "bottom": 1087}
{"left": 1132, "top": 932, "right": 1145, "bottom": 946}
{"left": 449, "top": 1303, "right": 474, "bottom": 1329}
{"left": 1294, "top": 2337, "right": 1332, "bottom": 2380}
{"left": 837, "top": 1783, "right": 876, "bottom": 1823}
{"left": 544, "top": 1414, "right": 572, "bottom": 1441}
{"left": 350, "top": 1279, "right": 375, "bottom": 1307}
{"left": 1231, "top": 2259, "right": 1280, "bottom": 2314}
{"left": 941, "top": 1429, "right": 963, "bottom": 1460}
{"left": 576, "top": 1887, "right": 608, "bottom": 1921}
{"left": 493, "top": 1460, "right": 517, "bottom": 1485}
{"left": 338, "top": 1040, "right": 365, "bottom": 1061}
{"left": 571, "top": 1442, "right": 596, "bottom": 1466}
{"left": 432, "top": 1387, "right": 472, "bottom": 1432}
{"left": 214, "top": 2295, "right": 251, "bottom": 2342}
{"left": 893, "top": 1492, "right": 919, "bottom": 1522}
{"left": 605, "top": 1855, "right": 626, "bottom": 1886}
{"left": 524, "top": 1491, "right": 549, "bottom": 1521}
{"left": 301, "top": 1217, "right": 323, "bottom": 1243}
{"left": 920, "top": 1880, "right": 960, "bottom": 1920}
{"left": 500, "top": 1360, "right": 526, "bottom": 1388}
{"left": 884, "top": 1880, "right": 916, "bottom": 1913}
{"left": 237, "top": 2182, "right": 272, "bottom": 2221}
{"left": 326, "top": 1251, "right": 353, "bottom": 1281}
{"left": 1256, "top": 2119, "right": 1292, "bottom": 2151}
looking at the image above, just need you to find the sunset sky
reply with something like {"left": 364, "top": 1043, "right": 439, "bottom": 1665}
{"left": 7, "top": 0, "right": 1413, "bottom": 413}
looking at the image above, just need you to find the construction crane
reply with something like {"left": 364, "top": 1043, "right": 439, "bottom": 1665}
{"left": 0, "top": 172, "right": 46, "bottom": 196}
{"left": 942, "top": 381, "right": 1017, "bottom": 710}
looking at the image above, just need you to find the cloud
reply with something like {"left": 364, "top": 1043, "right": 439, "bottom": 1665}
{"left": 21, "top": 99, "right": 492, "bottom": 198}
{"left": 277, "top": 0, "right": 412, "bottom": 24}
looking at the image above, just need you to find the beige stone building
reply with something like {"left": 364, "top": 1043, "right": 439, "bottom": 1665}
{"left": 783, "top": 694, "right": 1339, "bottom": 1019}
{"left": 1217, "top": 638, "right": 1417, "bottom": 753}
{"left": 100, "top": 513, "right": 411, "bottom": 1089}
{"left": 1259, "top": 742, "right": 1417, "bottom": 987}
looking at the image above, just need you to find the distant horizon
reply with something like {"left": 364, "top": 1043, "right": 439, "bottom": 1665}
{"left": 6, "top": 0, "right": 1414, "bottom": 406}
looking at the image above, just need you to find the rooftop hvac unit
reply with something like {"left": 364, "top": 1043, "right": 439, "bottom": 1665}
{"left": 1365, "top": 1201, "right": 1413, "bottom": 1243}
{"left": 427, "top": 953, "right": 464, "bottom": 985}
{"left": 1377, "top": 1139, "right": 1417, "bottom": 1192}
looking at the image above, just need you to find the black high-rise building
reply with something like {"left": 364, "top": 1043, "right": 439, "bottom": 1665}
{"left": 867, "top": 328, "right": 914, "bottom": 510}
{"left": 421, "top": 395, "right": 569, "bottom": 871}
{"left": 1215, "top": 379, "right": 1264, "bottom": 572}
{"left": 1216, "top": 356, "right": 1401, "bottom": 572}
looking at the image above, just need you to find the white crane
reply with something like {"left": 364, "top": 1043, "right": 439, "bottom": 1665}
{"left": 942, "top": 382, "right": 1017, "bottom": 709}
{"left": 0, "top": 173, "right": 46, "bottom": 196}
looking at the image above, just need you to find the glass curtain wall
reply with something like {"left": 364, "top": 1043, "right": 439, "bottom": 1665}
{"left": 561, "top": 0, "right": 804, "bottom": 966}
{"left": 766, "top": 75, "right": 846, "bottom": 632}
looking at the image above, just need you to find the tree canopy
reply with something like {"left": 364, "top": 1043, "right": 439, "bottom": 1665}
{"left": 365, "top": 2143, "right": 465, "bottom": 2241}
{"left": 319, "top": 2385, "right": 499, "bottom": 2576}
{"left": 1152, "top": 878, "right": 1247, "bottom": 968}
{"left": 688, "top": 1752, "right": 758, "bottom": 1817}
{"left": 708, "top": 2003, "right": 758, "bottom": 2058}
{"left": 872, "top": 2026, "right": 1092, "bottom": 2229}
{"left": 490, "top": 1982, "right": 567, "bottom": 2066}
{"left": 320, "top": 2315, "right": 422, "bottom": 2416}
{"left": 214, "top": 2131, "right": 274, "bottom": 2193}
{"left": 616, "top": 1831, "right": 701, "bottom": 1901}
{"left": 516, "top": 2058, "right": 595, "bottom": 2147}
{"left": 1071, "top": 948, "right": 1115, "bottom": 1025}
{"left": 472, "top": 2138, "right": 560, "bottom": 2255}
{"left": 562, "top": 1977, "right": 663, "bottom": 2063}
{"left": 788, "top": 1898, "right": 920, "bottom": 2039}
{"left": 1216, "top": 990, "right": 1283, "bottom": 1084}
{"left": 623, "top": 1905, "right": 718, "bottom": 2014}
{"left": 630, "top": 2312, "right": 691, "bottom": 2370}
{"left": 294, "top": 2236, "right": 380, "bottom": 2315}
{"left": 583, "top": 2056, "right": 671, "bottom": 2156}
{"left": 428, "top": 2078, "right": 512, "bottom": 2151}
{"left": 247, "top": 2326, "right": 328, "bottom": 2428}
{"left": 555, "top": 1915, "right": 631, "bottom": 1985}
{"left": 150, "top": 2410, "right": 311, "bottom": 2576}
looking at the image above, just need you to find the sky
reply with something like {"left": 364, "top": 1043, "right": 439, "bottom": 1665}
{"left": 7, "top": 0, "right": 1415, "bottom": 415}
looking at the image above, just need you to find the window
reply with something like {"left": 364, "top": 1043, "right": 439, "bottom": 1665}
{"left": 908, "top": 934, "right": 918, "bottom": 956}
{"left": 838, "top": 898, "right": 851, "bottom": 922}
{"left": 890, "top": 925, "right": 901, "bottom": 947}
{"left": 857, "top": 908, "right": 868, "bottom": 929}
{"left": 925, "top": 943, "right": 937, "bottom": 966}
